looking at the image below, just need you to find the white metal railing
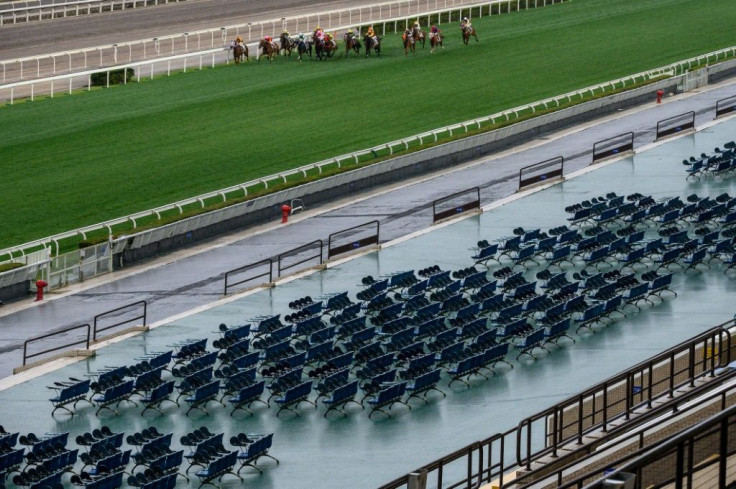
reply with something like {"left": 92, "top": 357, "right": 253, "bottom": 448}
{"left": 0, "top": 0, "right": 562, "bottom": 102}
{"left": 0, "top": 0, "right": 188, "bottom": 25}
{"left": 43, "top": 242, "right": 112, "bottom": 290}
{"left": 1, "top": 43, "right": 732, "bottom": 266}
{"left": 0, "top": 0, "right": 548, "bottom": 84}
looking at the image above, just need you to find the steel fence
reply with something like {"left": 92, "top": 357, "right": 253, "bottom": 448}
{"left": 0, "top": 0, "right": 189, "bottom": 25}
{"left": 0, "top": 0, "right": 564, "bottom": 85}
{"left": 2, "top": 51, "right": 734, "bottom": 275}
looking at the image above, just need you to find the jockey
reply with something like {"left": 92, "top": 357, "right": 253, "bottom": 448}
{"left": 366, "top": 26, "right": 377, "bottom": 45}
{"left": 461, "top": 17, "right": 472, "bottom": 31}
{"left": 346, "top": 28, "right": 355, "bottom": 39}
{"left": 430, "top": 25, "right": 439, "bottom": 39}
{"left": 413, "top": 20, "right": 421, "bottom": 30}
{"left": 314, "top": 26, "right": 324, "bottom": 40}
{"left": 324, "top": 32, "right": 335, "bottom": 47}
{"left": 235, "top": 35, "right": 244, "bottom": 49}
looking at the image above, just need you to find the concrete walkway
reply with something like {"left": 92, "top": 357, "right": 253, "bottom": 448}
{"left": 1, "top": 79, "right": 734, "bottom": 379}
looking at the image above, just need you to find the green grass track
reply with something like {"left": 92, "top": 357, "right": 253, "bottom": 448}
{"left": 1, "top": 0, "right": 734, "bottom": 249}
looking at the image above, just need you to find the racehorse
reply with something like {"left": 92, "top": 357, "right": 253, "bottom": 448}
{"left": 429, "top": 30, "right": 443, "bottom": 54}
{"left": 258, "top": 39, "right": 279, "bottom": 62}
{"left": 313, "top": 35, "right": 337, "bottom": 60}
{"left": 402, "top": 29, "right": 415, "bottom": 56}
{"left": 296, "top": 39, "right": 312, "bottom": 61}
{"left": 343, "top": 32, "right": 361, "bottom": 57}
{"left": 461, "top": 25, "right": 478, "bottom": 45}
{"left": 279, "top": 33, "right": 297, "bottom": 56}
{"left": 231, "top": 43, "right": 248, "bottom": 63}
{"left": 411, "top": 26, "right": 426, "bottom": 49}
{"left": 364, "top": 35, "right": 381, "bottom": 57}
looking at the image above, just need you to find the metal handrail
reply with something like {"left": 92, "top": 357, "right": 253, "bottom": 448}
{"left": 22, "top": 323, "right": 90, "bottom": 365}
{"left": 223, "top": 258, "right": 273, "bottom": 295}
{"left": 576, "top": 405, "right": 736, "bottom": 489}
{"left": 377, "top": 320, "right": 735, "bottom": 489}
{"left": 514, "top": 325, "right": 731, "bottom": 470}
{"left": 277, "top": 240, "right": 322, "bottom": 277}
{"left": 432, "top": 187, "right": 480, "bottom": 222}
{"left": 1, "top": 45, "right": 734, "bottom": 264}
{"left": 591, "top": 132, "right": 634, "bottom": 162}
{"left": 655, "top": 110, "right": 696, "bottom": 140}
{"left": 327, "top": 221, "right": 380, "bottom": 259}
{"left": 715, "top": 95, "right": 736, "bottom": 117}
{"left": 92, "top": 300, "right": 147, "bottom": 341}
{"left": 518, "top": 156, "right": 563, "bottom": 189}
{"left": 513, "top": 368, "right": 736, "bottom": 488}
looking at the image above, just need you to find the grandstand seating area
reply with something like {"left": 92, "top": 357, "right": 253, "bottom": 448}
{"left": 30, "top": 190, "right": 735, "bottom": 429}
{"left": 683, "top": 141, "right": 736, "bottom": 180}
{"left": 7, "top": 132, "right": 736, "bottom": 487}
{"left": 0, "top": 425, "right": 276, "bottom": 489}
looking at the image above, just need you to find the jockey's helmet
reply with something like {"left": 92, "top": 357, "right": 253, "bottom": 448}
{"left": 463, "top": 17, "right": 468, "bottom": 22}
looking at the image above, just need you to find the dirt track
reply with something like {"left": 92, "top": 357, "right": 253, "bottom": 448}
{"left": 0, "top": 0, "right": 365, "bottom": 60}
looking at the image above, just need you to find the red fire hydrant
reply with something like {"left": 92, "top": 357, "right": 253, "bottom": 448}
{"left": 656, "top": 89, "right": 664, "bottom": 104}
{"left": 34, "top": 279, "right": 48, "bottom": 302}
{"left": 281, "top": 204, "right": 292, "bottom": 223}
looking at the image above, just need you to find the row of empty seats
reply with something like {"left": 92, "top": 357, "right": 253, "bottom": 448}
{"left": 0, "top": 425, "right": 277, "bottom": 489}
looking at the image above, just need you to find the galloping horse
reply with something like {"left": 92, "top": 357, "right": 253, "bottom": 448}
{"left": 296, "top": 39, "right": 312, "bottom": 61}
{"left": 343, "top": 32, "right": 361, "bottom": 57}
{"left": 279, "top": 33, "right": 297, "bottom": 56}
{"left": 231, "top": 44, "right": 248, "bottom": 63}
{"left": 364, "top": 35, "right": 381, "bottom": 57}
{"left": 411, "top": 26, "right": 426, "bottom": 49}
{"left": 429, "top": 29, "right": 443, "bottom": 54}
{"left": 402, "top": 29, "right": 415, "bottom": 56}
{"left": 313, "top": 35, "right": 337, "bottom": 60}
{"left": 461, "top": 24, "right": 478, "bottom": 45}
{"left": 258, "top": 39, "right": 279, "bottom": 62}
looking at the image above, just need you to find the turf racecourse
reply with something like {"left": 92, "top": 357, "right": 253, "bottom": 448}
{"left": 0, "top": 0, "right": 734, "bottom": 250}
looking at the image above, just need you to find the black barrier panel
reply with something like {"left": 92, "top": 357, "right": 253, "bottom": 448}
{"left": 224, "top": 259, "right": 272, "bottom": 296}
{"left": 432, "top": 187, "right": 480, "bottom": 223}
{"left": 328, "top": 221, "right": 380, "bottom": 259}
{"left": 93, "top": 300, "right": 147, "bottom": 341}
{"left": 23, "top": 324, "right": 91, "bottom": 366}
{"left": 278, "top": 240, "right": 323, "bottom": 277}
{"left": 656, "top": 111, "right": 695, "bottom": 140}
{"left": 592, "top": 132, "right": 634, "bottom": 162}
{"left": 716, "top": 96, "right": 736, "bottom": 118}
{"left": 518, "top": 157, "right": 564, "bottom": 190}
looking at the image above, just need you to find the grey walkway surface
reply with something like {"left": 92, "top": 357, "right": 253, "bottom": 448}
{"left": 0, "top": 80, "right": 734, "bottom": 379}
